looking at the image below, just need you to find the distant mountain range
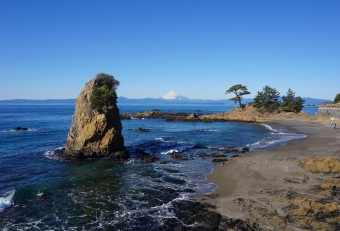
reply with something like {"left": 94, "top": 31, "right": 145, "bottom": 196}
{"left": 161, "top": 91, "right": 189, "bottom": 100}
{"left": 0, "top": 91, "right": 333, "bottom": 105}
{"left": 117, "top": 91, "right": 332, "bottom": 105}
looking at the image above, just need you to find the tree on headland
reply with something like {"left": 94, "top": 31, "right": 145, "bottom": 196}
{"left": 281, "top": 88, "right": 304, "bottom": 113}
{"left": 90, "top": 73, "right": 120, "bottom": 113}
{"left": 252, "top": 85, "right": 280, "bottom": 112}
{"left": 334, "top": 93, "right": 340, "bottom": 104}
{"left": 225, "top": 84, "right": 251, "bottom": 109}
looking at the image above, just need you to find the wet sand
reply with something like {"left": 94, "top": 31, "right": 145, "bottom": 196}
{"left": 197, "top": 120, "right": 340, "bottom": 229}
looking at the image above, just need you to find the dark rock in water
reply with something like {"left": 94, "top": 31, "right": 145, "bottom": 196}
{"left": 14, "top": 127, "right": 28, "bottom": 131}
{"left": 212, "top": 154, "right": 227, "bottom": 158}
{"left": 137, "top": 154, "right": 159, "bottom": 163}
{"left": 212, "top": 158, "right": 229, "bottom": 163}
{"left": 210, "top": 147, "right": 225, "bottom": 152}
{"left": 159, "top": 200, "right": 261, "bottom": 230}
{"left": 171, "top": 200, "right": 199, "bottom": 225}
{"left": 230, "top": 154, "right": 240, "bottom": 158}
{"left": 109, "top": 151, "right": 130, "bottom": 160}
{"left": 137, "top": 127, "right": 149, "bottom": 132}
{"left": 128, "top": 127, "right": 150, "bottom": 132}
{"left": 163, "top": 168, "right": 179, "bottom": 173}
{"left": 135, "top": 149, "right": 149, "bottom": 156}
{"left": 168, "top": 151, "right": 188, "bottom": 160}
{"left": 224, "top": 148, "right": 240, "bottom": 153}
{"left": 210, "top": 146, "right": 250, "bottom": 154}
{"left": 199, "top": 153, "right": 227, "bottom": 158}
{"left": 142, "top": 193, "right": 259, "bottom": 230}
{"left": 54, "top": 147, "right": 128, "bottom": 161}
{"left": 162, "top": 176, "right": 186, "bottom": 185}
{"left": 53, "top": 148, "right": 65, "bottom": 156}
{"left": 159, "top": 161, "right": 167, "bottom": 164}
{"left": 241, "top": 147, "right": 250, "bottom": 153}
{"left": 53, "top": 148, "right": 73, "bottom": 160}
{"left": 210, "top": 147, "right": 240, "bottom": 154}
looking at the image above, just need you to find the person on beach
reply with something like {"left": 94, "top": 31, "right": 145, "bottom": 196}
{"left": 334, "top": 123, "right": 336, "bottom": 129}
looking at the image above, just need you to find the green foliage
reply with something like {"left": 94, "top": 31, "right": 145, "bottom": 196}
{"left": 225, "top": 84, "right": 251, "bottom": 108}
{"left": 334, "top": 93, "right": 340, "bottom": 104}
{"left": 281, "top": 89, "right": 305, "bottom": 113}
{"left": 90, "top": 73, "right": 119, "bottom": 113}
{"left": 253, "top": 85, "right": 281, "bottom": 112}
{"left": 94, "top": 73, "right": 120, "bottom": 90}
{"left": 253, "top": 86, "right": 304, "bottom": 113}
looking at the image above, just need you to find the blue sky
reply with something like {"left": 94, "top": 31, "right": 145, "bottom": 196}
{"left": 1, "top": 0, "right": 339, "bottom": 100}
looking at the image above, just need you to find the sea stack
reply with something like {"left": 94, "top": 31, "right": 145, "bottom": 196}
{"left": 64, "top": 73, "right": 129, "bottom": 159}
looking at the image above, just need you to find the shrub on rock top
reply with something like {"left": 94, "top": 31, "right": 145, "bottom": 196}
{"left": 90, "top": 73, "right": 120, "bottom": 113}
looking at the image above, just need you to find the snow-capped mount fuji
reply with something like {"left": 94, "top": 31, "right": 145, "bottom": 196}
{"left": 161, "top": 91, "right": 189, "bottom": 100}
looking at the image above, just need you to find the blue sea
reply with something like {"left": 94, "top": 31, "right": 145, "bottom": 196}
{"left": 0, "top": 104, "right": 314, "bottom": 230}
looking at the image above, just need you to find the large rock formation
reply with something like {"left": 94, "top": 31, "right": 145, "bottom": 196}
{"left": 65, "top": 78, "right": 129, "bottom": 159}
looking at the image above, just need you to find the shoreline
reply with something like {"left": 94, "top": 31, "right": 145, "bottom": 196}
{"left": 197, "top": 120, "right": 340, "bottom": 229}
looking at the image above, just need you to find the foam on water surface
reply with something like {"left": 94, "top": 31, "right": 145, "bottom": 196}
{"left": 248, "top": 123, "right": 307, "bottom": 151}
{"left": 0, "top": 190, "right": 15, "bottom": 213}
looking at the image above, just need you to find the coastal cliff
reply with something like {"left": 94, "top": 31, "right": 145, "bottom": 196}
{"left": 64, "top": 77, "right": 129, "bottom": 159}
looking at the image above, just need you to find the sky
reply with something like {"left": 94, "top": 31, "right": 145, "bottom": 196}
{"left": 1, "top": 0, "right": 339, "bottom": 100}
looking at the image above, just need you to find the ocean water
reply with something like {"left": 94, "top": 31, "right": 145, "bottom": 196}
{"left": 0, "top": 104, "right": 312, "bottom": 230}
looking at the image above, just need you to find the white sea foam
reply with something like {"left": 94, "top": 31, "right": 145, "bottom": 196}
{"left": 44, "top": 147, "right": 65, "bottom": 160}
{"left": 155, "top": 137, "right": 165, "bottom": 142}
{"left": 160, "top": 145, "right": 194, "bottom": 155}
{"left": 248, "top": 124, "right": 307, "bottom": 151}
{"left": 124, "top": 159, "right": 136, "bottom": 165}
{"left": 198, "top": 129, "right": 219, "bottom": 132}
{"left": 1, "top": 129, "right": 36, "bottom": 133}
{"left": 44, "top": 150, "right": 54, "bottom": 159}
{"left": 0, "top": 190, "right": 15, "bottom": 213}
{"left": 8, "top": 128, "right": 38, "bottom": 132}
{"left": 260, "top": 123, "right": 279, "bottom": 132}
{"left": 27, "top": 128, "right": 38, "bottom": 131}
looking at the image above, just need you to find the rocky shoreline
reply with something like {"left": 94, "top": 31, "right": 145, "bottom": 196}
{"left": 198, "top": 120, "right": 340, "bottom": 230}
{"left": 120, "top": 110, "right": 213, "bottom": 122}
{"left": 119, "top": 104, "right": 329, "bottom": 123}
{"left": 120, "top": 110, "right": 255, "bottom": 122}
{"left": 57, "top": 105, "right": 340, "bottom": 229}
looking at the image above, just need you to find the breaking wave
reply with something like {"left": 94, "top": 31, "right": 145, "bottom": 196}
{"left": 0, "top": 190, "right": 15, "bottom": 213}
{"left": 248, "top": 124, "right": 306, "bottom": 151}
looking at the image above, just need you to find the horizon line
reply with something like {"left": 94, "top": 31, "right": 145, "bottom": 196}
{"left": 0, "top": 96, "right": 333, "bottom": 101}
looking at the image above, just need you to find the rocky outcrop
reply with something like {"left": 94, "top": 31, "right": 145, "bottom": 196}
{"left": 300, "top": 156, "right": 340, "bottom": 173}
{"left": 226, "top": 157, "right": 340, "bottom": 230}
{"left": 13, "top": 127, "right": 28, "bottom": 131}
{"left": 120, "top": 104, "right": 315, "bottom": 123}
{"left": 64, "top": 78, "right": 129, "bottom": 159}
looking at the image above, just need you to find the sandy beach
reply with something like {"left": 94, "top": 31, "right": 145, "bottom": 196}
{"left": 197, "top": 120, "right": 340, "bottom": 230}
